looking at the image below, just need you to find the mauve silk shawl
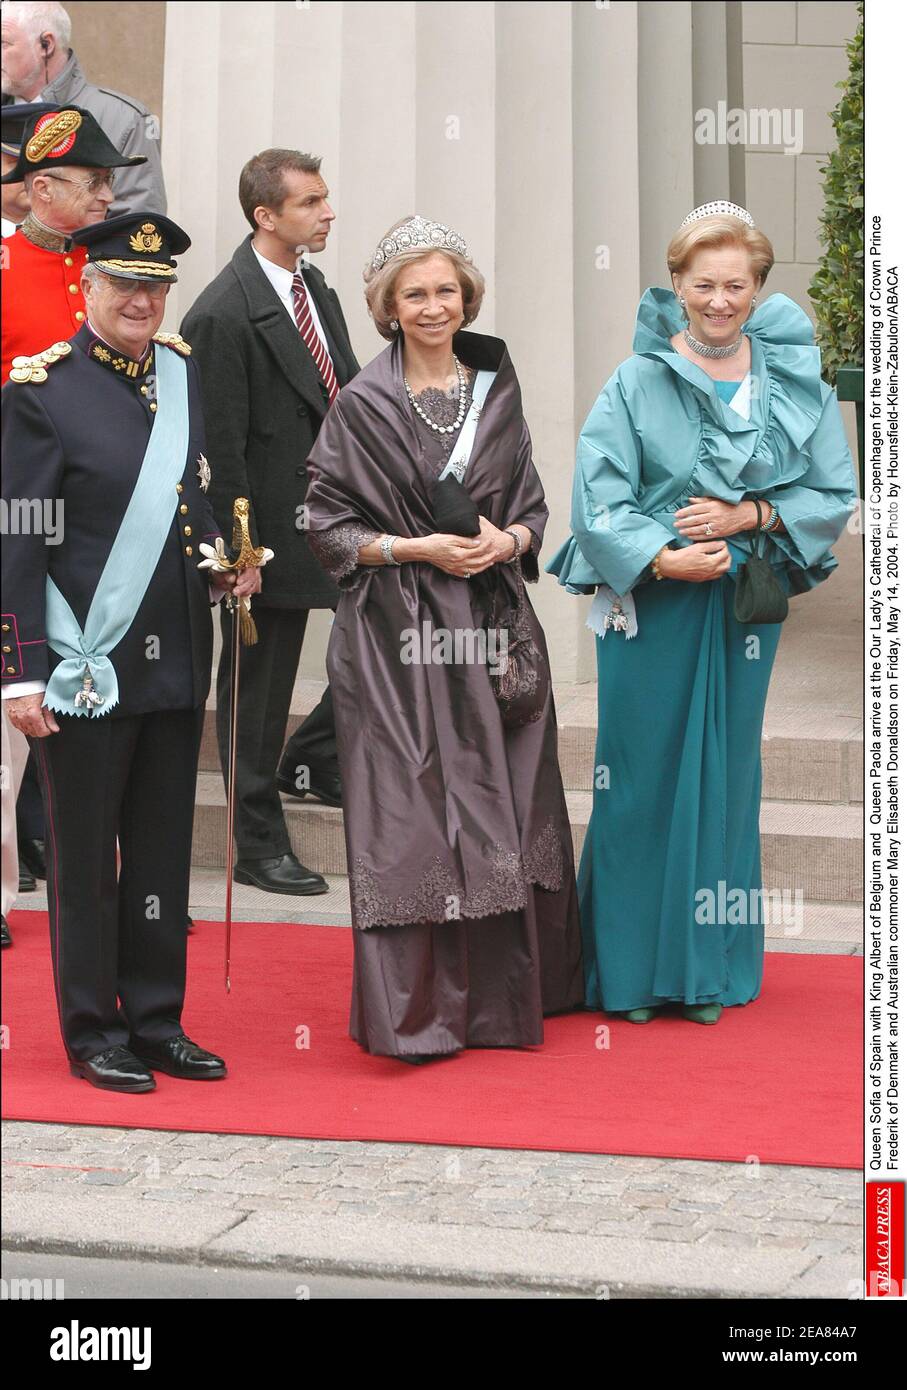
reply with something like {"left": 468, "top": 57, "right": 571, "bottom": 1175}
{"left": 305, "top": 330, "right": 575, "bottom": 930}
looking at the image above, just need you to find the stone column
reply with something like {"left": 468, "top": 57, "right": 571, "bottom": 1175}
{"left": 638, "top": 2, "right": 695, "bottom": 292}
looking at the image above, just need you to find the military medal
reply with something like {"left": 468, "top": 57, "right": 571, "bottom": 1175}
{"left": 197, "top": 453, "right": 211, "bottom": 492}
{"left": 74, "top": 669, "right": 105, "bottom": 711}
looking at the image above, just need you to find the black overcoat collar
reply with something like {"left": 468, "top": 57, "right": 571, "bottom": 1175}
{"left": 230, "top": 235, "right": 351, "bottom": 418}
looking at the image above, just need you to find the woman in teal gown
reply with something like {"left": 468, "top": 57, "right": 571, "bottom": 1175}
{"left": 547, "top": 203, "right": 856, "bottom": 1024}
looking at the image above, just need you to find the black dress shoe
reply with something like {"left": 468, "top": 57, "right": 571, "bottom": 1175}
{"left": 1, "top": 915, "right": 11, "bottom": 948}
{"left": 69, "top": 1045, "right": 156, "bottom": 1093}
{"left": 18, "top": 863, "right": 36, "bottom": 893}
{"left": 18, "top": 837, "right": 46, "bottom": 880}
{"left": 306, "top": 771, "right": 342, "bottom": 807}
{"left": 276, "top": 762, "right": 342, "bottom": 808}
{"left": 131, "top": 1034, "right": 226, "bottom": 1080}
{"left": 233, "top": 852, "right": 328, "bottom": 895}
{"left": 186, "top": 916, "right": 195, "bottom": 933}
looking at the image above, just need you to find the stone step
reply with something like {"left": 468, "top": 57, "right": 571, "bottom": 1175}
{"left": 551, "top": 725, "right": 862, "bottom": 805}
{"left": 12, "top": 869, "right": 863, "bottom": 946}
{"left": 192, "top": 775, "right": 862, "bottom": 905}
{"left": 562, "top": 793, "right": 862, "bottom": 906}
{"left": 199, "top": 703, "right": 862, "bottom": 805}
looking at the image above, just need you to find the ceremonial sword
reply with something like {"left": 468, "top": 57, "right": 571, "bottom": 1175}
{"left": 200, "top": 498, "right": 271, "bottom": 992}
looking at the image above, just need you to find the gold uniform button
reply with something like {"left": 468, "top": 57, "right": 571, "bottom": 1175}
{"left": 183, "top": 525, "right": 192, "bottom": 536}
{"left": 75, "top": 311, "right": 85, "bottom": 322}
{"left": 179, "top": 504, "right": 188, "bottom": 515}
{"left": 2, "top": 645, "right": 10, "bottom": 653}
{"left": 6, "top": 666, "right": 16, "bottom": 675}
{"left": 176, "top": 484, "right": 183, "bottom": 494}
{"left": 1, "top": 624, "right": 9, "bottom": 632}
{"left": 149, "top": 402, "right": 157, "bottom": 412}
{"left": 68, "top": 283, "right": 78, "bottom": 294}
{"left": 64, "top": 256, "right": 73, "bottom": 267}
{"left": 185, "top": 546, "right": 193, "bottom": 556}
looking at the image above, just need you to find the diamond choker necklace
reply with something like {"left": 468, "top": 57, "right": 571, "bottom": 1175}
{"left": 683, "top": 327, "right": 743, "bottom": 360}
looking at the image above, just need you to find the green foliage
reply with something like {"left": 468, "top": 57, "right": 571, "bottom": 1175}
{"left": 807, "top": 2, "right": 863, "bottom": 384}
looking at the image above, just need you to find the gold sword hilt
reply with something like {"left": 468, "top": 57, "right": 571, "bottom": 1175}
{"left": 229, "top": 497, "right": 268, "bottom": 570}
{"left": 223, "top": 497, "right": 267, "bottom": 645}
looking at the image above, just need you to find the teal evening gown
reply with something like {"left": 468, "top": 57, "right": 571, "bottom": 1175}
{"left": 547, "top": 289, "right": 856, "bottom": 1012}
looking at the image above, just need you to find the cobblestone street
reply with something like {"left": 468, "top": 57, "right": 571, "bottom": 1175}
{"left": 2, "top": 1121, "right": 861, "bottom": 1298}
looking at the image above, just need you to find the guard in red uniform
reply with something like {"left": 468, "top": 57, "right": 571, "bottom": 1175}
{"left": 1, "top": 105, "right": 147, "bottom": 383}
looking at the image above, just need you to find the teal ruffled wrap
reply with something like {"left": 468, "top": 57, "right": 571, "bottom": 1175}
{"left": 547, "top": 287, "right": 856, "bottom": 598}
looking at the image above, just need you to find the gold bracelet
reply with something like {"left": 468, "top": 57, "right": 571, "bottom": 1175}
{"left": 652, "top": 548, "right": 666, "bottom": 580}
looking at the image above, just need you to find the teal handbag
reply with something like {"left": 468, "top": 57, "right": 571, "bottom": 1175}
{"left": 734, "top": 530, "right": 789, "bottom": 625}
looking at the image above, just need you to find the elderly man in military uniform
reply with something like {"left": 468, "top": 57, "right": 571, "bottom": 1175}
{"left": 1, "top": 211, "right": 261, "bottom": 1092}
{"left": 1, "top": 103, "right": 147, "bottom": 382}
{"left": 1, "top": 102, "right": 147, "bottom": 917}
{"left": 1, "top": 1, "right": 165, "bottom": 214}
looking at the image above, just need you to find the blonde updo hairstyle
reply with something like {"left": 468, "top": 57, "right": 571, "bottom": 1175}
{"left": 667, "top": 214, "right": 775, "bottom": 289}
{"left": 364, "top": 217, "right": 486, "bottom": 341}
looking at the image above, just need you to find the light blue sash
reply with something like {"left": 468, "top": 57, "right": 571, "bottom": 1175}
{"left": 437, "top": 369, "right": 495, "bottom": 482}
{"left": 44, "top": 344, "right": 190, "bottom": 717}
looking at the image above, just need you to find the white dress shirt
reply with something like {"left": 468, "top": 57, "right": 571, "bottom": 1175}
{"left": 250, "top": 244, "right": 331, "bottom": 357}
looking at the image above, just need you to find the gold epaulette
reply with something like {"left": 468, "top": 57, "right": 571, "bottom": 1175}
{"left": 7, "top": 340, "right": 72, "bottom": 384}
{"left": 152, "top": 331, "right": 191, "bottom": 357}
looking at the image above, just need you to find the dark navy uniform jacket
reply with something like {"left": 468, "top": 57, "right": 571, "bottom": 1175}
{"left": 1, "top": 323, "right": 221, "bottom": 716}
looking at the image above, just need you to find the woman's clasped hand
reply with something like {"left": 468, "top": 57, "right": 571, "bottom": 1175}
{"left": 420, "top": 515, "right": 515, "bottom": 577}
{"left": 661, "top": 493, "right": 763, "bottom": 582}
{"left": 673, "top": 495, "right": 759, "bottom": 539}
{"left": 658, "top": 539, "right": 732, "bottom": 582}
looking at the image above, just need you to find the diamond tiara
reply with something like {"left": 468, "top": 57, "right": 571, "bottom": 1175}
{"left": 370, "top": 215, "right": 471, "bottom": 273}
{"left": 679, "top": 201, "right": 755, "bottom": 229}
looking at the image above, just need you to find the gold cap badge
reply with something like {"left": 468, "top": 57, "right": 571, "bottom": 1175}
{"left": 128, "top": 222, "right": 164, "bottom": 254}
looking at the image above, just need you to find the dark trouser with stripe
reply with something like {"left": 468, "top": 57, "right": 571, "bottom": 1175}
{"left": 32, "top": 706, "right": 204, "bottom": 1062}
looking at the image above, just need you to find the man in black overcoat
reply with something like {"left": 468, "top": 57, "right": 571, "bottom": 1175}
{"left": 181, "top": 149, "right": 359, "bottom": 895}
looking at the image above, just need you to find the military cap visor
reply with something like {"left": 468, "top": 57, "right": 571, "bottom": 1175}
{"left": 71, "top": 212, "right": 191, "bottom": 284}
{"left": 0, "top": 106, "right": 147, "bottom": 183}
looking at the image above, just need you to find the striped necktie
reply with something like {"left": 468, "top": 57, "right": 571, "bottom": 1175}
{"left": 291, "top": 273, "right": 339, "bottom": 405}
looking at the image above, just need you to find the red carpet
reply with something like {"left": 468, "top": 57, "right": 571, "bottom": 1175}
{"left": 1, "top": 911, "right": 861, "bottom": 1167}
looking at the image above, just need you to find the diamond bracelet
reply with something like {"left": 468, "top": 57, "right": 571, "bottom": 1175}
{"left": 380, "top": 534, "right": 401, "bottom": 566}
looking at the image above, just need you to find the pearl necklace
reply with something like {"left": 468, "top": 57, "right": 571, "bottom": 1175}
{"left": 404, "top": 357, "right": 468, "bottom": 434}
{"left": 683, "top": 327, "right": 744, "bottom": 360}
